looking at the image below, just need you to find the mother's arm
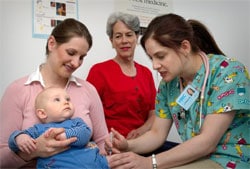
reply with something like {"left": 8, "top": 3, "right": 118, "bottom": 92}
{"left": 0, "top": 83, "right": 30, "bottom": 168}
{"left": 18, "top": 128, "right": 77, "bottom": 160}
{"left": 0, "top": 82, "right": 76, "bottom": 168}
{"left": 88, "top": 84, "right": 109, "bottom": 154}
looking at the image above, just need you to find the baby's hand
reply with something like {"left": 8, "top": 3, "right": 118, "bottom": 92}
{"left": 44, "top": 128, "right": 66, "bottom": 140}
{"left": 15, "top": 134, "right": 36, "bottom": 154}
{"left": 55, "top": 132, "right": 66, "bottom": 140}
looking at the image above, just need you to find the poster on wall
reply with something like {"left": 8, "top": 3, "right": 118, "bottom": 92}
{"left": 32, "top": 0, "right": 78, "bottom": 39}
{"left": 115, "top": 0, "right": 173, "bottom": 35}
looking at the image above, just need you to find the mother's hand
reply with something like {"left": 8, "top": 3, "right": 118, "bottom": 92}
{"left": 108, "top": 152, "right": 151, "bottom": 169}
{"left": 18, "top": 128, "right": 77, "bottom": 161}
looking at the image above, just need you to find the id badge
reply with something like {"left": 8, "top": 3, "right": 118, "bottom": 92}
{"left": 176, "top": 84, "right": 200, "bottom": 110}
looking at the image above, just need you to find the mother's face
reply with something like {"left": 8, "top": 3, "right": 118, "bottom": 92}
{"left": 47, "top": 36, "right": 89, "bottom": 78}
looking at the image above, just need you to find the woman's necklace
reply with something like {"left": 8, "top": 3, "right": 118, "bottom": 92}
{"left": 113, "top": 58, "right": 136, "bottom": 76}
{"left": 179, "top": 78, "right": 188, "bottom": 119}
{"left": 40, "top": 64, "right": 68, "bottom": 89}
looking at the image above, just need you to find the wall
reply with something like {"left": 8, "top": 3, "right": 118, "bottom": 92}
{"left": 0, "top": 0, "right": 249, "bottom": 143}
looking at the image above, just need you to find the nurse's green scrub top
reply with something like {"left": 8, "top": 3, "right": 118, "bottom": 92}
{"left": 155, "top": 54, "right": 250, "bottom": 169}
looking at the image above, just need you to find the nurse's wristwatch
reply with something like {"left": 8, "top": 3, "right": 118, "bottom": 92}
{"left": 152, "top": 154, "right": 157, "bottom": 169}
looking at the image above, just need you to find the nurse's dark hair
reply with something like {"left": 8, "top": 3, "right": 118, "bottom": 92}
{"left": 140, "top": 13, "right": 225, "bottom": 56}
{"left": 45, "top": 18, "right": 92, "bottom": 55}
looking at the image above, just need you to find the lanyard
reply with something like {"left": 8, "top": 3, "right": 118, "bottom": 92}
{"left": 179, "top": 52, "right": 210, "bottom": 130}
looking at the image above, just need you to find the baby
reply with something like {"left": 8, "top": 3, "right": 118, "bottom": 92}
{"left": 8, "top": 87, "right": 109, "bottom": 168}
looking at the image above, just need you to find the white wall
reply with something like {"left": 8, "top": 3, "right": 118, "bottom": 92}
{"left": 0, "top": 0, "right": 249, "bottom": 143}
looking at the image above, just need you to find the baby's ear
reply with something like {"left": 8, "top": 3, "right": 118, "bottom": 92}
{"left": 36, "top": 109, "right": 47, "bottom": 121}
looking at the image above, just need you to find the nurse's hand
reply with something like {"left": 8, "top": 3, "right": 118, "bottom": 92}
{"left": 105, "top": 128, "right": 128, "bottom": 155}
{"left": 108, "top": 152, "right": 151, "bottom": 169}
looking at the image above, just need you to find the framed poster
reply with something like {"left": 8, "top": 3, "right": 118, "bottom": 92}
{"left": 114, "top": 0, "right": 173, "bottom": 34}
{"left": 32, "top": 0, "right": 78, "bottom": 39}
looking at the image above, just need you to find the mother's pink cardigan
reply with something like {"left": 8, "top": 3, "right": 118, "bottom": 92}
{"left": 0, "top": 75, "right": 108, "bottom": 168}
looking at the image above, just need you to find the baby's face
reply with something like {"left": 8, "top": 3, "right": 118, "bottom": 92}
{"left": 43, "top": 88, "right": 74, "bottom": 123}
